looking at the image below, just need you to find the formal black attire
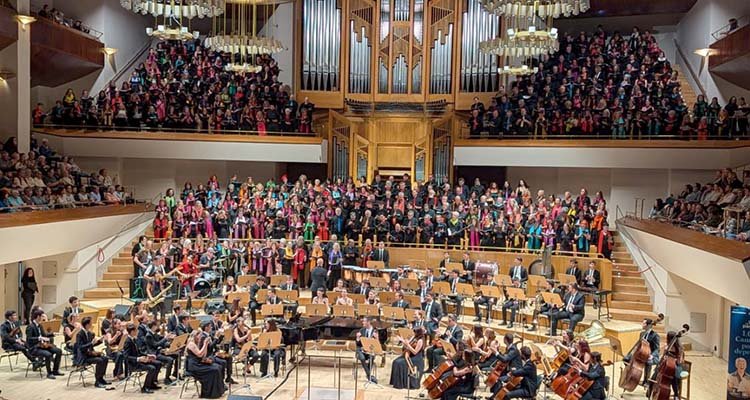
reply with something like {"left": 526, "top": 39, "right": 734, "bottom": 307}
{"left": 20, "top": 275, "right": 37, "bottom": 324}
{"left": 422, "top": 300, "right": 443, "bottom": 336}
{"left": 26, "top": 321, "right": 62, "bottom": 375}
{"left": 310, "top": 266, "right": 328, "bottom": 295}
{"left": 356, "top": 326, "right": 378, "bottom": 381}
{"left": 123, "top": 335, "right": 161, "bottom": 389}
{"left": 185, "top": 346, "right": 226, "bottom": 398}
{"left": 440, "top": 277, "right": 465, "bottom": 316}
{"left": 1, "top": 320, "right": 32, "bottom": 361}
{"left": 549, "top": 291, "right": 585, "bottom": 336}
{"left": 371, "top": 248, "right": 390, "bottom": 267}
{"left": 426, "top": 325, "right": 462, "bottom": 371}
{"left": 248, "top": 283, "right": 264, "bottom": 325}
{"left": 505, "top": 359, "right": 538, "bottom": 399}
{"left": 144, "top": 327, "right": 178, "bottom": 381}
{"left": 73, "top": 329, "right": 108, "bottom": 382}
{"left": 389, "top": 339, "right": 424, "bottom": 389}
{"left": 440, "top": 357, "right": 476, "bottom": 400}
{"left": 580, "top": 363, "right": 608, "bottom": 400}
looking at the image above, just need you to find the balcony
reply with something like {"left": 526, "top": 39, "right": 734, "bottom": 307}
{"left": 709, "top": 16, "right": 750, "bottom": 91}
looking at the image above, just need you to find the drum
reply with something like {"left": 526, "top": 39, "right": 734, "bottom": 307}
{"left": 475, "top": 262, "right": 498, "bottom": 284}
{"left": 193, "top": 278, "right": 212, "bottom": 297}
{"left": 202, "top": 270, "right": 219, "bottom": 282}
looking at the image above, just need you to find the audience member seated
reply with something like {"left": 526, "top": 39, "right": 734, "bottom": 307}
{"left": 0, "top": 136, "right": 132, "bottom": 212}
{"left": 465, "top": 25, "right": 750, "bottom": 139}
{"left": 34, "top": 39, "right": 314, "bottom": 135}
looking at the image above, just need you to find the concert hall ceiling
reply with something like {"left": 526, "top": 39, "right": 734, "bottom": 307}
{"left": 577, "top": 0, "right": 698, "bottom": 18}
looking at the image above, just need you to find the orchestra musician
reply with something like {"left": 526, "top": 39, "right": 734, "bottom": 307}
{"left": 424, "top": 268, "right": 438, "bottom": 291}
{"left": 354, "top": 279, "right": 372, "bottom": 297}
{"left": 175, "top": 314, "right": 193, "bottom": 336}
{"left": 73, "top": 316, "right": 110, "bottom": 388}
{"left": 365, "top": 290, "right": 380, "bottom": 306}
{"left": 501, "top": 346, "right": 539, "bottom": 399}
{"left": 473, "top": 277, "right": 497, "bottom": 323}
{"left": 623, "top": 317, "right": 661, "bottom": 386}
{"left": 184, "top": 330, "right": 226, "bottom": 399}
{"left": 390, "top": 266, "right": 410, "bottom": 282}
{"left": 441, "top": 269, "right": 465, "bottom": 317}
{"left": 335, "top": 289, "right": 354, "bottom": 306}
{"left": 123, "top": 322, "right": 161, "bottom": 393}
{"left": 248, "top": 276, "right": 267, "bottom": 326}
{"left": 391, "top": 291, "right": 409, "bottom": 308}
{"left": 422, "top": 292, "right": 443, "bottom": 336}
{"left": 477, "top": 329, "right": 499, "bottom": 371}
{"left": 370, "top": 241, "right": 390, "bottom": 268}
{"left": 312, "top": 288, "right": 330, "bottom": 306}
{"left": 579, "top": 351, "right": 608, "bottom": 400}
{"left": 468, "top": 324, "right": 486, "bottom": 358}
{"left": 1, "top": 310, "right": 34, "bottom": 365}
{"left": 549, "top": 283, "right": 586, "bottom": 336}
{"left": 426, "top": 314, "right": 463, "bottom": 372}
{"left": 333, "top": 279, "right": 347, "bottom": 293}
{"left": 460, "top": 251, "right": 476, "bottom": 282}
{"left": 565, "top": 259, "right": 583, "bottom": 285}
{"left": 143, "top": 319, "right": 179, "bottom": 385}
{"left": 226, "top": 298, "right": 242, "bottom": 326}
{"left": 222, "top": 276, "right": 238, "bottom": 297}
{"left": 103, "top": 318, "right": 125, "bottom": 380}
{"left": 232, "top": 316, "right": 259, "bottom": 374}
{"left": 508, "top": 257, "right": 529, "bottom": 285}
{"left": 199, "top": 320, "right": 238, "bottom": 384}
{"left": 279, "top": 275, "right": 300, "bottom": 315}
{"left": 501, "top": 279, "right": 523, "bottom": 328}
{"left": 417, "top": 280, "right": 429, "bottom": 304}
{"left": 258, "top": 319, "right": 286, "bottom": 378}
{"left": 390, "top": 326, "right": 425, "bottom": 389}
{"left": 412, "top": 310, "right": 426, "bottom": 330}
{"left": 355, "top": 317, "right": 379, "bottom": 384}
{"left": 438, "top": 251, "right": 452, "bottom": 271}
{"left": 62, "top": 296, "right": 82, "bottom": 340}
{"left": 489, "top": 333, "right": 523, "bottom": 394}
{"left": 440, "top": 349, "right": 477, "bottom": 400}
{"left": 582, "top": 261, "right": 601, "bottom": 306}
{"left": 27, "top": 309, "right": 63, "bottom": 379}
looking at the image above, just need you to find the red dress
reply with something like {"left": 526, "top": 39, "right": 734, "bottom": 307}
{"left": 293, "top": 247, "right": 307, "bottom": 281}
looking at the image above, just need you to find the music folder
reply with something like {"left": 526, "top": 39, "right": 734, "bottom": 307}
{"left": 541, "top": 292, "right": 564, "bottom": 307}
{"left": 440, "top": 340, "right": 457, "bottom": 355}
{"left": 257, "top": 331, "right": 282, "bottom": 350}
{"left": 238, "top": 341, "right": 255, "bottom": 358}
{"left": 332, "top": 305, "right": 356, "bottom": 318}
{"left": 164, "top": 334, "right": 188, "bottom": 354}
{"left": 382, "top": 306, "right": 406, "bottom": 321}
{"left": 360, "top": 337, "right": 384, "bottom": 356}
{"left": 261, "top": 304, "right": 284, "bottom": 317}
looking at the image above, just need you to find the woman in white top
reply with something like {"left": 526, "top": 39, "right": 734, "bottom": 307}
{"left": 223, "top": 276, "right": 238, "bottom": 296}
{"left": 311, "top": 288, "right": 329, "bottom": 306}
{"left": 335, "top": 289, "right": 353, "bottom": 306}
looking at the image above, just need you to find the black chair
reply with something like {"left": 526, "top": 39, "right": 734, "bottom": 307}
{"left": 66, "top": 363, "right": 95, "bottom": 387}
{"left": 0, "top": 348, "right": 21, "bottom": 371}
{"left": 179, "top": 369, "right": 201, "bottom": 398}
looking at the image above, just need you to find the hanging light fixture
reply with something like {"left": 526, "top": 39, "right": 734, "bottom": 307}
{"left": 204, "top": 0, "right": 287, "bottom": 73}
{"left": 480, "top": 0, "right": 590, "bottom": 18}
{"left": 479, "top": 14, "right": 559, "bottom": 58}
{"left": 121, "top": 0, "right": 225, "bottom": 19}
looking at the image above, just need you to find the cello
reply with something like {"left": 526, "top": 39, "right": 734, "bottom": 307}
{"left": 493, "top": 375, "right": 523, "bottom": 400}
{"left": 619, "top": 313, "right": 664, "bottom": 392}
{"left": 485, "top": 359, "right": 509, "bottom": 387}
{"left": 649, "top": 324, "right": 690, "bottom": 400}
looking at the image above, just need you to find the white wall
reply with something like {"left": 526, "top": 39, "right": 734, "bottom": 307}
{"left": 259, "top": 2, "right": 294, "bottom": 88}
{"left": 505, "top": 167, "right": 717, "bottom": 223}
{"left": 676, "top": 0, "right": 750, "bottom": 104}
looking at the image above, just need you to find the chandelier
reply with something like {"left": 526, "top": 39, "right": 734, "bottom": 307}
{"left": 121, "top": 0, "right": 225, "bottom": 19}
{"left": 499, "top": 63, "right": 539, "bottom": 76}
{"left": 479, "top": 15, "right": 559, "bottom": 58}
{"left": 147, "top": 25, "right": 199, "bottom": 41}
{"left": 480, "top": 0, "right": 590, "bottom": 18}
{"left": 205, "top": 0, "right": 287, "bottom": 72}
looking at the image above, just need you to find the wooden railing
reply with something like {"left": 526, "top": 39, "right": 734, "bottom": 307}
{"left": 0, "top": 203, "right": 152, "bottom": 229}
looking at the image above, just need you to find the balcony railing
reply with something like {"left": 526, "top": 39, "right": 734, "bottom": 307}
{"left": 34, "top": 124, "right": 318, "bottom": 138}
{"left": 712, "top": 15, "right": 750, "bottom": 42}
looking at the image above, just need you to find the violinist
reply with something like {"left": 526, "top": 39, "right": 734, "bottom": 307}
{"left": 27, "top": 309, "right": 63, "bottom": 379}
{"left": 623, "top": 317, "right": 660, "bottom": 386}
{"left": 143, "top": 319, "right": 178, "bottom": 385}
{"left": 578, "top": 351, "right": 608, "bottom": 400}
{"left": 426, "top": 314, "right": 463, "bottom": 372}
{"left": 104, "top": 318, "right": 125, "bottom": 380}
{"left": 355, "top": 317, "right": 379, "bottom": 384}
{"left": 73, "top": 316, "right": 109, "bottom": 388}
{"left": 232, "top": 316, "right": 259, "bottom": 374}
{"left": 489, "top": 333, "right": 522, "bottom": 394}
{"left": 389, "top": 326, "right": 425, "bottom": 389}
{"left": 647, "top": 330, "right": 685, "bottom": 400}
{"left": 200, "top": 320, "right": 238, "bottom": 384}
{"left": 503, "top": 346, "right": 538, "bottom": 399}
{"left": 62, "top": 295, "right": 82, "bottom": 339}
{"left": 440, "top": 350, "right": 477, "bottom": 400}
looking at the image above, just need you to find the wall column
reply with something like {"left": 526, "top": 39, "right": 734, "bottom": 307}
{"left": 16, "top": 0, "right": 31, "bottom": 153}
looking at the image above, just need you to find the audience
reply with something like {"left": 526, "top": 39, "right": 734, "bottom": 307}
{"left": 153, "top": 173, "right": 611, "bottom": 257}
{"left": 37, "top": 4, "right": 93, "bottom": 36}
{"left": 466, "top": 25, "right": 750, "bottom": 139}
{"left": 34, "top": 39, "right": 314, "bottom": 135}
{"left": 0, "top": 136, "right": 132, "bottom": 212}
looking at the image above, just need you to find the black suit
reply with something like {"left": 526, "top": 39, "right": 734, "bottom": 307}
{"left": 422, "top": 301, "right": 442, "bottom": 335}
{"left": 248, "top": 283, "right": 265, "bottom": 325}
{"left": 580, "top": 363, "right": 608, "bottom": 400}
{"left": 490, "top": 343, "right": 523, "bottom": 393}
{"left": 371, "top": 248, "right": 390, "bottom": 267}
{"left": 426, "top": 324, "right": 462, "bottom": 371}
{"left": 391, "top": 299, "right": 409, "bottom": 309}
{"left": 582, "top": 268, "right": 601, "bottom": 289}
{"left": 441, "top": 277, "right": 465, "bottom": 316}
{"left": 508, "top": 265, "right": 528, "bottom": 283}
{"left": 566, "top": 266, "right": 583, "bottom": 284}
{"left": 505, "top": 360, "right": 538, "bottom": 398}
{"left": 473, "top": 282, "right": 496, "bottom": 322}
{"left": 356, "top": 326, "right": 378, "bottom": 379}
{"left": 144, "top": 327, "right": 177, "bottom": 381}
{"left": 1, "top": 320, "right": 32, "bottom": 361}
{"left": 354, "top": 285, "right": 371, "bottom": 297}
{"left": 166, "top": 315, "right": 178, "bottom": 334}
{"left": 26, "top": 321, "right": 61, "bottom": 374}
{"left": 123, "top": 335, "right": 161, "bottom": 389}
{"left": 310, "top": 266, "right": 328, "bottom": 294}
{"left": 73, "top": 329, "right": 108, "bottom": 381}
{"left": 550, "top": 291, "right": 585, "bottom": 336}
{"left": 62, "top": 306, "right": 82, "bottom": 330}
{"left": 461, "top": 259, "right": 475, "bottom": 281}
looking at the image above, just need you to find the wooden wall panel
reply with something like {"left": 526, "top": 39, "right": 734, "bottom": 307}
{"left": 376, "top": 145, "right": 411, "bottom": 168}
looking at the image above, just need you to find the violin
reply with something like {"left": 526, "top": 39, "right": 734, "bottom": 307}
{"left": 649, "top": 324, "right": 689, "bottom": 400}
{"left": 619, "top": 313, "right": 664, "bottom": 392}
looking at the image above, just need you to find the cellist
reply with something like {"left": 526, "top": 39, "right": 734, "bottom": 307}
{"left": 502, "top": 346, "right": 539, "bottom": 399}
{"left": 489, "top": 333, "right": 523, "bottom": 394}
{"left": 440, "top": 349, "right": 477, "bottom": 400}
{"left": 623, "top": 317, "right": 661, "bottom": 386}
{"left": 578, "top": 351, "right": 608, "bottom": 400}
{"left": 647, "top": 330, "right": 685, "bottom": 400}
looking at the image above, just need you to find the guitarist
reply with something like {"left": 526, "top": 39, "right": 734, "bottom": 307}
{"left": 503, "top": 346, "right": 538, "bottom": 399}
{"left": 440, "top": 350, "right": 477, "bottom": 400}
{"left": 579, "top": 352, "right": 608, "bottom": 400}
{"left": 2, "top": 310, "right": 35, "bottom": 366}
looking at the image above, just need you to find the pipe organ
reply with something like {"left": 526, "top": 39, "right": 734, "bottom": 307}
{"left": 296, "top": 0, "right": 502, "bottom": 108}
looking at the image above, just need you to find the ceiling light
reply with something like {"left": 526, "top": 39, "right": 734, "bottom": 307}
{"left": 15, "top": 15, "right": 37, "bottom": 30}
{"left": 102, "top": 47, "right": 118, "bottom": 56}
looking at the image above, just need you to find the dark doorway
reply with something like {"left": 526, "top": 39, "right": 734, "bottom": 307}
{"left": 453, "top": 166, "right": 507, "bottom": 186}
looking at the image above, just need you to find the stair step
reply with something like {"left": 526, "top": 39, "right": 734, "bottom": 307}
{"left": 613, "top": 263, "right": 639, "bottom": 271}
{"left": 614, "top": 283, "right": 648, "bottom": 293}
{"left": 97, "top": 279, "right": 132, "bottom": 288}
{"left": 611, "top": 300, "right": 653, "bottom": 311}
{"left": 103, "top": 272, "right": 133, "bottom": 280}
{"left": 111, "top": 258, "right": 133, "bottom": 266}
{"left": 613, "top": 276, "right": 646, "bottom": 285}
{"left": 609, "top": 308, "right": 658, "bottom": 322}
{"left": 612, "top": 292, "right": 651, "bottom": 302}
{"left": 119, "top": 252, "right": 133, "bottom": 258}
{"left": 107, "top": 265, "right": 133, "bottom": 273}
{"left": 83, "top": 287, "right": 130, "bottom": 299}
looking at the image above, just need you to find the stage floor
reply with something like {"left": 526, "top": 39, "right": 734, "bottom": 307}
{"left": 0, "top": 349, "right": 726, "bottom": 400}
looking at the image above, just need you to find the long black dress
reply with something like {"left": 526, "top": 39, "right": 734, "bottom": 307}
{"left": 186, "top": 348, "right": 226, "bottom": 399}
{"left": 390, "top": 340, "right": 425, "bottom": 389}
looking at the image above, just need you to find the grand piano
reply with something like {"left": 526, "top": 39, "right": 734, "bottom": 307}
{"left": 280, "top": 314, "right": 391, "bottom": 347}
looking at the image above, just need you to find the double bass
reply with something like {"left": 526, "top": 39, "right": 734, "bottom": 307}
{"left": 649, "top": 324, "right": 690, "bottom": 400}
{"left": 619, "top": 313, "right": 664, "bottom": 392}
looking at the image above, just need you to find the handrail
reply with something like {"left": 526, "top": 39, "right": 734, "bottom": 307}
{"left": 711, "top": 15, "right": 750, "bottom": 42}
{"left": 673, "top": 38, "right": 707, "bottom": 98}
{"left": 0, "top": 199, "right": 135, "bottom": 213}
{"left": 30, "top": 7, "right": 104, "bottom": 40}
{"left": 107, "top": 38, "right": 154, "bottom": 88}
{"left": 33, "top": 124, "right": 318, "bottom": 137}
{"left": 615, "top": 221, "right": 669, "bottom": 297}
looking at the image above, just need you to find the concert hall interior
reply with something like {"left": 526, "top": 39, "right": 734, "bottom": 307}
{"left": 2, "top": 0, "right": 750, "bottom": 399}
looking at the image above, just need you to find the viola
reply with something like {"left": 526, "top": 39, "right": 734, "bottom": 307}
{"left": 485, "top": 359, "right": 509, "bottom": 387}
{"left": 620, "top": 313, "right": 664, "bottom": 392}
{"left": 494, "top": 375, "right": 523, "bottom": 400}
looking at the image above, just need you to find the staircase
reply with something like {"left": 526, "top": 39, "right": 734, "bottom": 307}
{"left": 82, "top": 240, "right": 141, "bottom": 300}
{"left": 673, "top": 64, "right": 699, "bottom": 110}
{"left": 608, "top": 232, "right": 659, "bottom": 323}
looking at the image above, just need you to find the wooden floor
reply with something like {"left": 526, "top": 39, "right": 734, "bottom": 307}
{"left": 0, "top": 347, "right": 726, "bottom": 400}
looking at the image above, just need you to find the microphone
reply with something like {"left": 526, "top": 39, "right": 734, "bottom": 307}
{"left": 116, "top": 279, "right": 124, "bottom": 295}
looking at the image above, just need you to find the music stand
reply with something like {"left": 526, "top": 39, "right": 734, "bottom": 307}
{"left": 226, "top": 292, "right": 251, "bottom": 308}
{"left": 399, "top": 278, "right": 419, "bottom": 291}
{"left": 277, "top": 290, "right": 299, "bottom": 302}
{"left": 527, "top": 275, "right": 549, "bottom": 296}
{"left": 494, "top": 274, "right": 513, "bottom": 287}
{"left": 40, "top": 319, "right": 62, "bottom": 335}
{"left": 261, "top": 304, "right": 284, "bottom": 319}
{"left": 256, "top": 289, "right": 269, "bottom": 303}
{"left": 369, "top": 277, "right": 389, "bottom": 289}
{"left": 446, "top": 262, "right": 465, "bottom": 275}
{"left": 357, "top": 304, "right": 380, "bottom": 318}
{"left": 257, "top": 331, "right": 282, "bottom": 380}
{"left": 541, "top": 292, "right": 564, "bottom": 308}
{"left": 480, "top": 285, "right": 501, "bottom": 299}
{"left": 377, "top": 291, "right": 396, "bottom": 305}
{"left": 163, "top": 334, "right": 188, "bottom": 355}
{"left": 237, "top": 275, "right": 258, "bottom": 287}
{"left": 431, "top": 281, "right": 451, "bottom": 297}
{"left": 404, "top": 309, "right": 420, "bottom": 323}
{"left": 304, "top": 304, "right": 329, "bottom": 317}
{"left": 382, "top": 306, "right": 406, "bottom": 322}
{"left": 359, "top": 337, "right": 384, "bottom": 388}
{"left": 270, "top": 275, "right": 290, "bottom": 287}
{"left": 397, "top": 328, "right": 415, "bottom": 341}
{"left": 366, "top": 260, "right": 385, "bottom": 270}
{"left": 404, "top": 295, "right": 421, "bottom": 309}
{"left": 456, "top": 283, "right": 475, "bottom": 297}
{"left": 349, "top": 294, "right": 366, "bottom": 305}
{"left": 558, "top": 274, "right": 578, "bottom": 287}
{"left": 332, "top": 305, "right": 356, "bottom": 318}
{"left": 187, "top": 319, "right": 201, "bottom": 331}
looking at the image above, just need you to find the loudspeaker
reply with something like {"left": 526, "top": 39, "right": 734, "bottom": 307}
{"left": 113, "top": 304, "right": 132, "bottom": 320}
{"left": 204, "top": 300, "right": 225, "bottom": 314}
{"left": 227, "top": 396, "right": 263, "bottom": 400}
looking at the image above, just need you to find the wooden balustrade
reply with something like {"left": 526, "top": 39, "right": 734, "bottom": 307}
{"left": 0, "top": 204, "right": 151, "bottom": 229}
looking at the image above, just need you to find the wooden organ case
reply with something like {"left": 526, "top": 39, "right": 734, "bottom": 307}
{"left": 295, "top": 0, "right": 501, "bottom": 181}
